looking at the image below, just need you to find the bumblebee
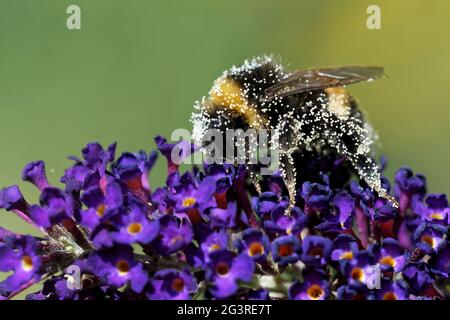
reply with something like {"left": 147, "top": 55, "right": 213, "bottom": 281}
{"left": 191, "top": 56, "right": 398, "bottom": 210}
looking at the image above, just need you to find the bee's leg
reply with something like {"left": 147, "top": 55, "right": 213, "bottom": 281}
{"left": 315, "top": 88, "right": 398, "bottom": 208}
{"left": 336, "top": 142, "right": 399, "bottom": 208}
{"left": 378, "top": 190, "right": 399, "bottom": 208}
{"left": 253, "top": 177, "right": 262, "bottom": 194}
{"left": 351, "top": 154, "right": 399, "bottom": 208}
{"left": 329, "top": 121, "right": 399, "bottom": 208}
{"left": 280, "top": 153, "right": 297, "bottom": 215}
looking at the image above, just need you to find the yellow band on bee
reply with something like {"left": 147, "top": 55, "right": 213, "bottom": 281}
{"left": 209, "top": 77, "right": 266, "bottom": 129}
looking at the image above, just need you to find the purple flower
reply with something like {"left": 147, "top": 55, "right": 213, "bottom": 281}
{"left": 372, "top": 279, "right": 409, "bottom": 300}
{"left": 29, "top": 187, "right": 71, "bottom": 227}
{"left": 155, "top": 136, "right": 197, "bottom": 175}
{"left": 60, "top": 163, "right": 92, "bottom": 192}
{"left": 147, "top": 269, "right": 197, "bottom": 300}
{"left": 152, "top": 215, "right": 193, "bottom": 255}
{"left": 168, "top": 173, "right": 217, "bottom": 224}
{"left": 1, "top": 134, "right": 449, "bottom": 300}
{"left": 263, "top": 173, "right": 286, "bottom": 198}
{"left": 361, "top": 197, "right": 397, "bottom": 221}
{"left": 301, "top": 235, "right": 333, "bottom": 267}
{"left": 342, "top": 250, "right": 376, "bottom": 288}
{"left": 28, "top": 277, "right": 77, "bottom": 300}
{"left": 36, "top": 260, "right": 112, "bottom": 300}
{"left": 0, "top": 236, "right": 42, "bottom": 296}
{"left": 394, "top": 168, "right": 427, "bottom": 213}
{"left": 336, "top": 285, "right": 367, "bottom": 300}
{"left": 301, "top": 181, "right": 332, "bottom": 212}
{"left": 151, "top": 187, "right": 176, "bottom": 215}
{"left": 429, "top": 245, "right": 449, "bottom": 278}
{"left": 183, "top": 243, "right": 205, "bottom": 268}
{"left": 316, "top": 191, "right": 355, "bottom": 232}
{"left": 331, "top": 234, "right": 359, "bottom": 262}
{"left": 111, "top": 201, "right": 160, "bottom": 245}
{"left": 412, "top": 194, "right": 450, "bottom": 225}
{"left": 288, "top": 269, "right": 330, "bottom": 300}
{"left": 22, "top": 161, "right": 50, "bottom": 191}
{"left": 369, "top": 238, "right": 406, "bottom": 272}
{"left": 207, "top": 202, "right": 239, "bottom": 228}
{"left": 29, "top": 275, "right": 121, "bottom": 300}
{"left": 29, "top": 267, "right": 124, "bottom": 301}
{"left": 271, "top": 235, "right": 301, "bottom": 265}
{"left": 60, "top": 142, "right": 116, "bottom": 193}
{"left": 203, "top": 162, "right": 236, "bottom": 194}
{"left": 90, "top": 226, "right": 116, "bottom": 249}
{"left": 263, "top": 203, "right": 308, "bottom": 236}
{"left": 235, "top": 228, "right": 270, "bottom": 262}
{"left": 0, "top": 185, "right": 29, "bottom": 213}
{"left": 413, "top": 222, "right": 447, "bottom": 255}
{"left": 350, "top": 180, "right": 374, "bottom": 203}
{"left": 82, "top": 142, "right": 116, "bottom": 173}
{"left": 79, "top": 180, "right": 123, "bottom": 229}
{"left": 195, "top": 225, "right": 229, "bottom": 262}
{"left": 112, "top": 150, "right": 156, "bottom": 183}
{"left": 88, "top": 245, "right": 148, "bottom": 293}
{"left": 206, "top": 250, "right": 254, "bottom": 298}
{"left": 252, "top": 192, "right": 279, "bottom": 219}
{"left": 112, "top": 150, "right": 157, "bottom": 202}
{"left": 350, "top": 179, "right": 397, "bottom": 222}
{"left": 402, "top": 262, "right": 433, "bottom": 294}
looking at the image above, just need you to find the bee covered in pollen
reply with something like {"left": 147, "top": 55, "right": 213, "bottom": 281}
{"left": 191, "top": 56, "right": 398, "bottom": 212}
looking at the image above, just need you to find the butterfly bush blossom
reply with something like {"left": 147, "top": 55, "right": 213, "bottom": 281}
{"left": 0, "top": 136, "right": 448, "bottom": 300}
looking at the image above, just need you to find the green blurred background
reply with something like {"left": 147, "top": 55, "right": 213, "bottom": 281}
{"left": 0, "top": 0, "right": 450, "bottom": 287}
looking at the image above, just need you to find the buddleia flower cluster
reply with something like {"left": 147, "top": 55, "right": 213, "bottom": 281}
{"left": 0, "top": 136, "right": 448, "bottom": 300}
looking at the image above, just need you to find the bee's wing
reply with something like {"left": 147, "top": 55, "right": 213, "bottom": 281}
{"left": 263, "top": 66, "right": 385, "bottom": 100}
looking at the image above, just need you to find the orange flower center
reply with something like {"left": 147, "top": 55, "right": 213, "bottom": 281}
{"left": 308, "top": 246, "right": 324, "bottom": 257}
{"left": 421, "top": 235, "right": 435, "bottom": 248}
{"left": 171, "top": 277, "right": 185, "bottom": 292}
{"left": 307, "top": 284, "right": 324, "bottom": 300}
{"left": 248, "top": 242, "right": 264, "bottom": 257}
{"left": 382, "top": 292, "right": 397, "bottom": 300}
{"left": 351, "top": 268, "right": 364, "bottom": 281}
{"left": 116, "top": 260, "right": 130, "bottom": 276}
{"left": 215, "top": 262, "right": 230, "bottom": 276}
{"left": 379, "top": 255, "right": 396, "bottom": 267}
{"left": 96, "top": 204, "right": 106, "bottom": 217}
{"left": 340, "top": 251, "right": 353, "bottom": 260}
{"left": 21, "top": 255, "right": 33, "bottom": 272}
{"left": 278, "top": 244, "right": 294, "bottom": 257}
{"left": 430, "top": 212, "right": 444, "bottom": 220}
{"left": 182, "top": 197, "right": 196, "bottom": 207}
{"left": 209, "top": 243, "right": 221, "bottom": 252}
{"left": 127, "top": 222, "right": 143, "bottom": 235}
